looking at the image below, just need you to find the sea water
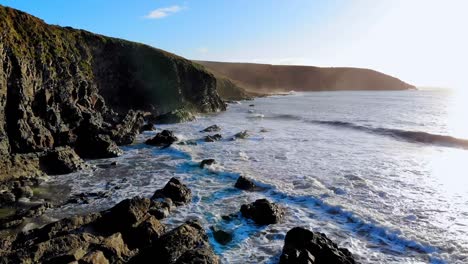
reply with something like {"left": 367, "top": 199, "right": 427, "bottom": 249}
{"left": 42, "top": 90, "right": 468, "bottom": 263}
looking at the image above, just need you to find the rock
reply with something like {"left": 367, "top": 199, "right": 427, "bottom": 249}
{"left": 249, "top": 104, "right": 255, "bottom": 107}
{"left": 211, "top": 227, "right": 233, "bottom": 245}
{"left": 79, "top": 250, "right": 109, "bottom": 264}
{"left": 200, "top": 125, "right": 221, "bottom": 133}
{"left": 204, "top": 134, "right": 222, "bottom": 142}
{"left": 140, "top": 122, "right": 155, "bottom": 132}
{"left": 234, "top": 176, "right": 258, "bottom": 191}
{"left": 67, "top": 191, "right": 111, "bottom": 205}
{"left": 259, "top": 128, "right": 269, "bottom": 133}
{"left": 233, "top": 130, "right": 249, "bottom": 140}
{"left": 148, "top": 198, "right": 173, "bottom": 220}
{"left": 279, "top": 227, "right": 356, "bottom": 264}
{"left": 0, "top": 203, "right": 52, "bottom": 230}
{"left": 200, "top": 159, "right": 216, "bottom": 168}
{"left": 130, "top": 220, "right": 216, "bottom": 263}
{"left": 125, "top": 215, "right": 165, "bottom": 249}
{"left": 240, "top": 199, "right": 284, "bottom": 225}
{"left": 109, "top": 110, "right": 145, "bottom": 145}
{"left": 39, "top": 147, "right": 87, "bottom": 175}
{"left": 95, "top": 233, "right": 131, "bottom": 263}
{"left": 0, "top": 191, "right": 16, "bottom": 205}
{"left": 76, "top": 133, "right": 123, "bottom": 159}
{"left": 152, "top": 178, "right": 192, "bottom": 206}
{"left": 110, "top": 161, "right": 118, "bottom": 166}
{"left": 175, "top": 247, "right": 219, "bottom": 264}
{"left": 12, "top": 186, "right": 34, "bottom": 199}
{"left": 154, "top": 109, "right": 195, "bottom": 124}
{"left": 145, "top": 130, "right": 178, "bottom": 146}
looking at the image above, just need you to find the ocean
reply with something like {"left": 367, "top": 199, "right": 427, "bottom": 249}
{"left": 41, "top": 90, "right": 468, "bottom": 263}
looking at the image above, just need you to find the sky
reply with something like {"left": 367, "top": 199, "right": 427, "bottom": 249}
{"left": 1, "top": 0, "right": 467, "bottom": 89}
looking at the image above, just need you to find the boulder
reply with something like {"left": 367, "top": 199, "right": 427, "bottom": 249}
{"left": 152, "top": 178, "right": 192, "bottom": 206}
{"left": 125, "top": 216, "right": 165, "bottom": 249}
{"left": 240, "top": 199, "right": 284, "bottom": 225}
{"left": 279, "top": 227, "right": 356, "bottom": 264}
{"left": 233, "top": 130, "right": 249, "bottom": 140}
{"left": 79, "top": 250, "right": 109, "bottom": 264}
{"left": 211, "top": 227, "right": 233, "bottom": 245}
{"left": 109, "top": 110, "right": 145, "bottom": 145}
{"left": 200, "top": 125, "right": 221, "bottom": 133}
{"left": 39, "top": 147, "right": 88, "bottom": 175}
{"left": 140, "top": 122, "right": 155, "bottom": 132}
{"left": 154, "top": 109, "right": 195, "bottom": 124}
{"left": 204, "top": 134, "right": 222, "bottom": 142}
{"left": 175, "top": 247, "right": 219, "bottom": 264}
{"left": 234, "top": 176, "right": 257, "bottom": 191}
{"left": 12, "top": 186, "right": 33, "bottom": 199}
{"left": 0, "top": 191, "right": 16, "bottom": 205}
{"left": 200, "top": 159, "right": 216, "bottom": 168}
{"left": 145, "top": 130, "right": 178, "bottom": 146}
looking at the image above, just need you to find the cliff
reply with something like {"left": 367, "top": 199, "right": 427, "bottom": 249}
{"left": 0, "top": 6, "right": 226, "bottom": 180}
{"left": 196, "top": 61, "right": 415, "bottom": 93}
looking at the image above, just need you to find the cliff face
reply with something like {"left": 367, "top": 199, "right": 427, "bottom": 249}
{"left": 0, "top": 6, "right": 225, "bottom": 180}
{"left": 196, "top": 61, "right": 415, "bottom": 93}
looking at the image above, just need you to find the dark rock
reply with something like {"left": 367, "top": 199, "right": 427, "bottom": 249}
{"left": 240, "top": 199, "right": 284, "bottom": 225}
{"left": 200, "top": 159, "right": 216, "bottom": 168}
{"left": 145, "top": 130, "right": 178, "bottom": 146}
{"left": 204, "top": 134, "right": 222, "bottom": 142}
{"left": 149, "top": 198, "right": 174, "bottom": 220}
{"left": 131, "top": 220, "right": 216, "bottom": 263}
{"left": 125, "top": 215, "right": 165, "bottom": 249}
{"left": 233, "top": 130, "right": 249, "bottom": 140}
{"left": 154, "top": 109, "right": 195, "bottom": 124}
{"left": 76, "top": 133, "right": 123, "bottom": 159}
{"left": 39, "top": 147, "right": 87, "bottom": 175}
{"left": 79, "top": 250, "right": 109, "bottom": 264}
{"left": 140, "top": 122, "right": 155, "bottom": 132}
{"left": 0, "top": 203, "right": 53, "bottom": 230}
{"left": 12, "top": 186, "right": 33, "bottom": 199}
{"left": 234, "top": 176, "right": 257, "bottom": 191}
{"left": 152, "top": 178, "right": 192, "bottom": 206}
{"left": 211, "top": 227, "right": 233, "bottom": 245}
{"left": 175, "top": 247, "right": 219, "bottom": 264}
{"left": 94, "top": 232, "right": 131, "bottom": 263}
{"left": 67, "top": 191, "right": 111, "bottom": 204}
{"left": 201, "top": 125, "right": 221, "bottom": 133}
{"left": 109, "top": 110, "right": 145, "bottom": 145}
{"left": 0, "top": 191, "right": 16, "bottom": 205}
{"left": 249, "top": 104, "right": 255, "bottom": 107}
{"left": 110, "top": 161, "right": 118, "bottom": 166}
{"left": 279, "top": 227, "right": 356, "bottom": 264}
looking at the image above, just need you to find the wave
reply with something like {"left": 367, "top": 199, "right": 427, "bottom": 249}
{"left": 312, "top": 120, "right": 468, "bottom": 149}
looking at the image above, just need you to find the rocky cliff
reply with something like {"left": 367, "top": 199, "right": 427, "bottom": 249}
{"left": 0, "top": 6, "right": 226, "bottom": 181}
{"left": 197, "top": 61, "right": 415, "bottom": 93}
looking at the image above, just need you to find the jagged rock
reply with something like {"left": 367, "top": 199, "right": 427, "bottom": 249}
{"left": 233, "top": 130, "right": 249, "bottom": 140}
{"left": 154, "top": 109, "right": 195, "bottom": 124}
{"left": 145, "top": 130, "right": 178, "bottom": 146}
{"left": 200, "top": 159, "right": 216, "bottom": 168}
{"left": 234, "top": 176, "right": 258, "bottom": 191}
{"left": 211, "top": 227, "right": 233, "bottom": 245}
{"left": 110, "top": 110, "right": 145, "bottom": 145}
{"left": 204, "top": 134, "right": 222, "bottom": 142}
{"left": 0, "top": 191, "right": 16, "bottom": 205}
{"left": 140, "top": 122, "right": 155, "bottom": 132}
{"left": 148, "top": 198, "right": 174, "bottom": 220}
{"left": 0, "top": 203, "right": 52, "bottom": 230}
{"left": 175, "top": 247, "right": 219, "bottom": 264}
{"left": 125, "top": 215, "right": 165, "bottom": 249}
{"left": 240, "top": 199, "right": 284, "bottom": 225}
{"left": 79, "top": 250, "right": 109, "bottom": 264}
{"left": 39, "top": 147, "right": 87, "bottom": 175}
{"left": 249, "top": 104, "right": 255, "bottom": 107}
{"left": 279, "top": 227, "right": 356, "bottom": 264}
{"left": 201, "top": 125, "right": 221, "bottom": 133}
{"left": 12, "top": 186, "right": 33, "bottom": 199}
{"left": 130, "top": 220, "right": 217, "bottom": 263}
{"left": 67, "top": 191, "right": 111, "bottom": 205}
{"left": 95, "top": 233, "right": 131, "bottom": 263}
{"left": 152, "top": 178, "right": 192, "bottom": 206}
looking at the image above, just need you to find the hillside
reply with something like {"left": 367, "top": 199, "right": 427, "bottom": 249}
{"left": 196, "top": 61, "right": 415, "bottom": 93}
{"left": 0, "top": 6, "right": 227, "bottom": 180}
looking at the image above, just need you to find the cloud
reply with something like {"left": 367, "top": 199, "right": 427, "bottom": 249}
{"left": 145, "top": 5, "right": 184, "bottom": 19}
{"left": 196, "top": 47, "right": 209, "bottom": 54}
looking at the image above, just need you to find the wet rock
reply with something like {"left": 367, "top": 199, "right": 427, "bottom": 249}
{"left": 0, "top": 191, "right": 16, "bottom": 205}
{"left": 201, "top": 125, "right": 221, "bottom": 133}
{"left": 110, "top": 161, "right": 118, "bottom": 166}
{"left": 149, "top": 198, "right": 174, "bottom": 220}
{"left": 110, "top": 110, "right": 145, "bottom": 145}
{"left": 152, "top": 178, "right": 192, "bottom": 206}
{"left": 249, "top": 104, "right": 255, "bottom": 107}
{"left": 12, "top": 186, "right": 34, "bottom": 199}
{"left": 240, "top": 199, "right": 284, "bottom": 225}
{"left": 259, "top": 128, "right": 269, "bottom": 133}
{"left": 204, "top": 134, "right": 222, "bottom": 142}
{"left": 211, "top": 227, "right": 233, "bottom": 245}
{"left": 0, "top": 203, "right": 53, "bottom": 230}
{"left": 95, "top": 233, "right": 131, "bottom": 263}
{"left": 130, "top": 220, "right": 216, "bottom": 263}
{"left": 67, "top": 191, "right": 111, "bottom": 205}
{"left": 233, "top": 130, "right": 249, "bottom": 140}
{"left": 145, "top": 130, "right": 178, "bottom": 146}
{"left": 234, "top": 176, "right": 258, "bottom": 191}
{"left": 76, "top": 133, "right": 123, "bottom": 159}
{"left": 279, "top": 227, "right": 356, "bottom": 264}
{"left": 154, "top": 109, "right": 195, "bottom": 124}
{"left": 126, "top": 215, "right": 165, "bottom": 249}
{"left": 79, "top": 250, "right": 109, "bottom": 264}
{"left": 200, "top": 159, "right": 216, "bottom": 168}
{"left": 140, "top": 122, "right": 155, "bottom": 132}
{"left": 39, "top": 147, "right": 88, "bottom": 175}
{"left": 175, "top": 247, "right": 219, "bottom": 264}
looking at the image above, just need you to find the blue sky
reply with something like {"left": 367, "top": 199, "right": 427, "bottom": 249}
{"left": 1, "top": 0, "right": 467, "bottom": 89}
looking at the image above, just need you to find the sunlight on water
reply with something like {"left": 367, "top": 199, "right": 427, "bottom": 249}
{"left": 446, "top": 89, "right": 468, "bottom": 139}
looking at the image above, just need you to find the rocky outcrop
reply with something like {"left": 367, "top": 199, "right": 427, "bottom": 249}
{"left": 197, "top": 61, "right": 415, "bottom": 94}
{"left": 240, "top": 199, "right": 284, "bottom": 225}
{"left": 151, "top": 177, "right": 192, "bottom": 206}
{"left": 145, "top": 130, "right": 178, "bottom": 146}
{"left": 200, "top": 125, "right": 221, "bottom": 133}
{"left": 200, "top": 159, "right": 216, "bottom": 168}
{"left": 204, "top": 134, "right": 222, "bottom": 142}
{"left": 279, "top": 227, "right": 356, "bottom": 264}
{"left": 0, "top": 6, "right": 226, "bottom": 181}
{"left": 234, "top": 176, "right": 258, "bottom": 191}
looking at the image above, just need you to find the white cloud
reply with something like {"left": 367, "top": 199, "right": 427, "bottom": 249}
{"left": 197, "top": 47, "right": 209, "bottom": 54}
{"left": 145, "top": 5, "right": 184, "bottom": 19}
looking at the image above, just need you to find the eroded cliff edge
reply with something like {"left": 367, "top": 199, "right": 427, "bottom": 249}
{"left": 0, "top": 6, "right": 226, "bottom": 181}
